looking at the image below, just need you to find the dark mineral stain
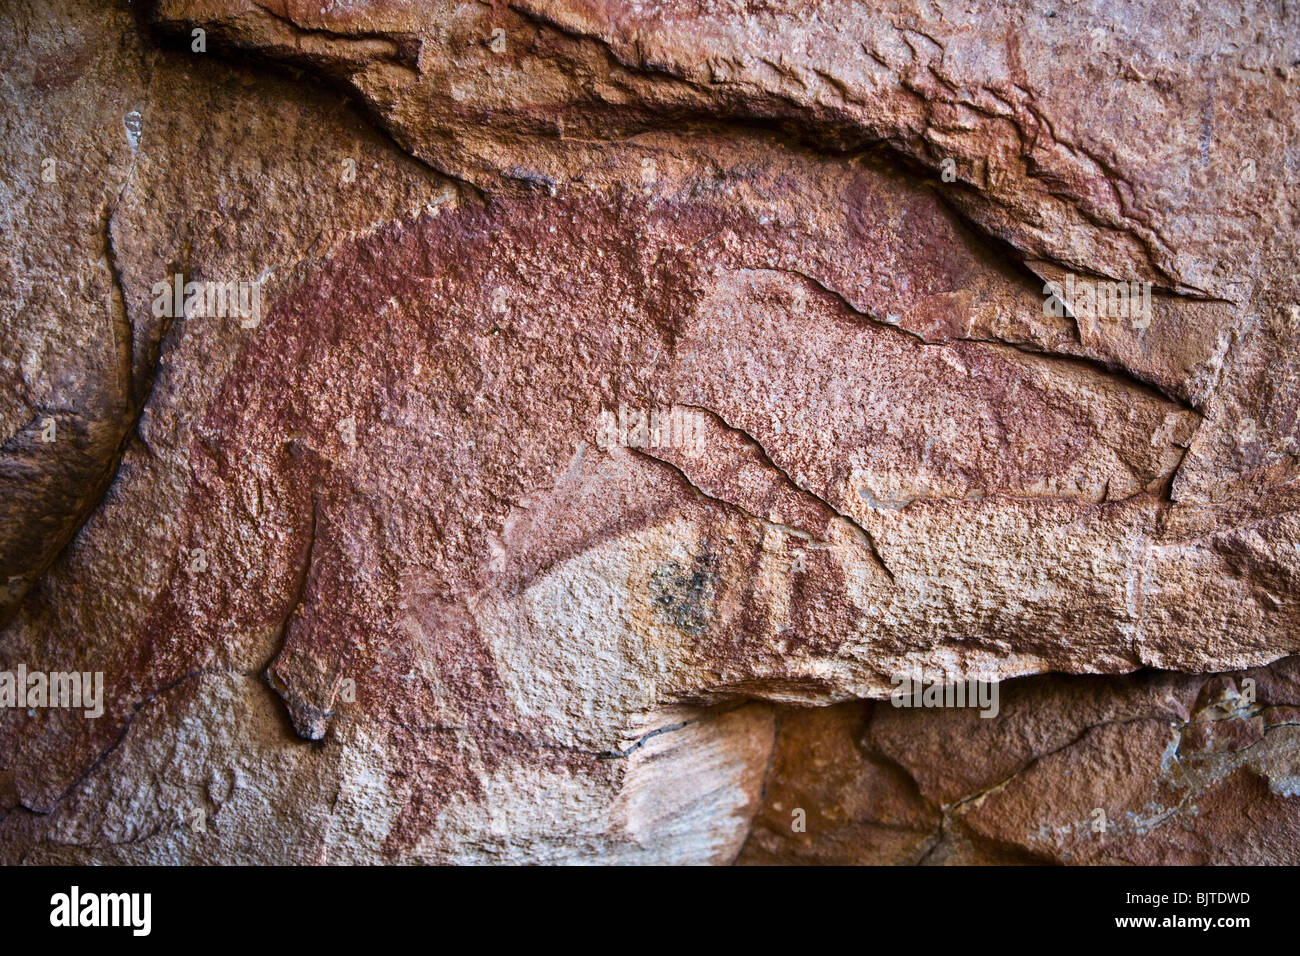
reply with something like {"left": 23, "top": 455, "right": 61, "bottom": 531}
{"left": 650, "top": 549, "right": 718, "bottom": 635}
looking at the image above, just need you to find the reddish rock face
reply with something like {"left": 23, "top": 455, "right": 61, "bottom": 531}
{"left": 1, "top": 0, "right": 1297, "bottom": 864}
{"left": 741, "top": 662, "right": 1300, "bottom": 865}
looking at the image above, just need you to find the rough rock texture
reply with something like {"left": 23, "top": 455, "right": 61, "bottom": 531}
{"left": 0, "top": 0, "right": 1297, "bottom": 863}
{"left": 741, "top": 660, "right": 1300, "bottom": 865}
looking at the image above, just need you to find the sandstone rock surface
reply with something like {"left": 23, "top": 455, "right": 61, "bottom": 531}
{"left": 1, "top": 0, "right": 1297, "bottom": 863}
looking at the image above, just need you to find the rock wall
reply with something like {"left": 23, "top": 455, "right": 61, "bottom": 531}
{"left": 1, "top": 0, "right": 1297, "bottom": 863}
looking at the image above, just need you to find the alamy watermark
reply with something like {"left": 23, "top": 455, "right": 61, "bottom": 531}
{"left": 50, "top": 886, "right": 150, "bottom": 936}
{"left": 151, "top": 273, "right": 262, "bottom": 328}
{"left": 1043, "top": 273, "right": 1153, "bottom": 330}
{"left": 890, "top": 672, "right": 999, "bottom": 718}
{"left": 595, "top": 404, "right": 705, "bottom": 454}
{"left": 0, "top": 664, "right": 104, "bottom": 718}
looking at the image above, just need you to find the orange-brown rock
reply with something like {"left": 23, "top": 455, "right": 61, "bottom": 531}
{"left": 1, "top": 0, "right": 1296, "bottom": 863}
